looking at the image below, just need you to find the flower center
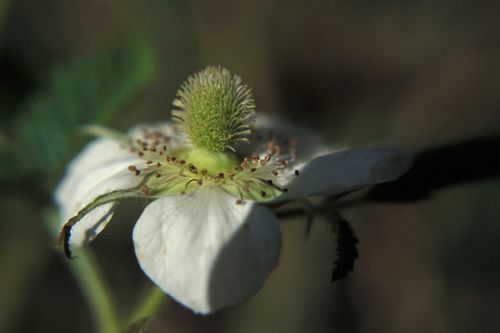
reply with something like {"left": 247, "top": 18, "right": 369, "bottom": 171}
{"left": 124, "top": 127, "right": 297, "bottom": 203}
{"left": 120, "top": 66, "right": 300, "bottom": 204}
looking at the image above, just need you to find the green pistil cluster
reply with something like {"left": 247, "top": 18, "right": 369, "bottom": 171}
{"left": 172, "top": 66, "right": 255, "bottom": 152}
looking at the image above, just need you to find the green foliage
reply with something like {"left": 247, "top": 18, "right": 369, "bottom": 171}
{"left": 8, "top": 40, "right": 155, "bottom": 177}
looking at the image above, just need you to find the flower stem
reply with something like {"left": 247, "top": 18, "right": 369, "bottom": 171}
{"left": 68, "top": 248, "right": 121, "bottom": 333}
{"left": 125, "top": 286, "right": 166, "bottom": 328}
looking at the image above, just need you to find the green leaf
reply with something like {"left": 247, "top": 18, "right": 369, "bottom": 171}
{"left": 12, "top": 39, "right": 156, "bottom": 174}
{"left": 330, "top": 213, "right": 359, "bottom": 282}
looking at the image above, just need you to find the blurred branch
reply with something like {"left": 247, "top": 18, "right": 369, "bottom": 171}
{"left": 125, "top": 286, "right": 166, "bottom": 331}
{"left": 68, "top": 248, "right": 121, "bottom": 333}
{"left": 367, "top": 136, "right": 500, "bottom": 202}
{"left": 0, "top": 0, "right": 10, "bottom": 32}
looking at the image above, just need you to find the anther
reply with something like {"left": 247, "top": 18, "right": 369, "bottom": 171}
{"left": 261, "top": 191, "right": 267, "bottom": 197}
{"left": 128, "top": 165, "right": 137, "bottom": 172}
{"left": 140, "top": 185, "right": 150, "bottom": 195}
{"left": 147, "top": 160, "right": 153, "bottom": 165}
{"left": 294, "top": 169, "right": 300, "bottom": 176}
{"left": 189, "top": 164, "right": 198, "bottom": 174}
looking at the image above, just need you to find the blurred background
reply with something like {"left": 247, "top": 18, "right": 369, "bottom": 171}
{"left": 1, "top": 0, "right": 500, "bottom": 332}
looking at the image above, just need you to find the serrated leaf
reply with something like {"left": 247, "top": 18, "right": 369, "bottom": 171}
{"left": 11, "top": 39, "right": 155, "bottom": 175}
{"left": 330, "top": 213, "right": 359, "bottom": 282}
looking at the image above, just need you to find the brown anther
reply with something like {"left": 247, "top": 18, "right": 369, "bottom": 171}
{"left": 274, "top": 145, "right": 281, "bottom": 156}
{"left": 150, "top": 147, "right": 157, "bottom": 152}
{"left": 197, "top": 179, "right": 203, "bottom": 186}
{"left": 156, "top": 173, "right": 161, "bottom": 178}
{"left": 140, "top": 185, "right": 150, "bottom": 195}
{"left": 201, "top": 169, "right": 208, "bottom": 176}
{"left": 218, "top": 172, "right": 225, "bottom": 179}
{"left": 162, "top": 145, "right": 167, "bottom": 151}
{"left": 236, "top": 199, "right": 244, "bottom": 205}
{"left": 157, "top": 162, "right": 162, "bottom": 167}
{"left": 128, "top": 165, "right": 137, "bottom": 172}
{"left": 171, "top": 157, "right": 177, "bottom": 161}
{"left": 250, "top": 168, "right": 257, "bottom": 173}
{"left": 178, "top": 159, "right": 185, "bottom": 165}
{"left": 261, "top": 191, "right": 267, "bottom": 197}
{"left": 294, "top": 169, "right": 300, "bottom": 176}
{"left": 189, "top": 164, "right": 198, "bottom": 174}
{"left": 260, "top": 160, "right": 266, "bottom": 166}
{"left": 135, "top": 170, "right": 141, "bottom": 176}
{"left": 138, "top": 151, "right": 144, "bottom": 157}
{"left": 272, "top": 170, "right": 279, "bottom": 176}
{"left": 153, "top": 139, "right": 160, "bottom": 146}
{"left": 159, "top": 151, "right": 164, "bottom": 155}
{"left": 266, "top": 179, "right": 273, "bottom": 185}
{"left": 147, "top": 160, "right": 153, "bottom": 165}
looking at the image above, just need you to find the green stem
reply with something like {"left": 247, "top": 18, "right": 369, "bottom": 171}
{"left": 125, "top": 286, "right": 166, "bottom": 328}
{"left": 68, "top": 248, "right": 121, "bottom": 333}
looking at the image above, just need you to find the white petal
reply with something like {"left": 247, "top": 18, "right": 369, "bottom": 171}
{"left": 133, "top": 186, "right": 281, "bottom": 314}
{"left": 285, "top": 147, "right": 412, "bottom": 198}
{"left": 236, "top": 114, "right": 326, "bottom": 161}
{"left": 127, "top": 122, "right": 189, "bottom": 148}
{"left": 55, "top": 138, "right": 143, "bottom": 245}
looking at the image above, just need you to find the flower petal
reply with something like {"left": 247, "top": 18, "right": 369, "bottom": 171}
{"left": 132, "top": 186, "right": 281, "bottom": 314}
{"left": 55, "top": 138, "right": 143, "bottom": 245}
{"left": 237, "top": 114, "right": 326, "bottom": 161}
{"left": 285, "top": 147, "right": 412, "bottom": 198}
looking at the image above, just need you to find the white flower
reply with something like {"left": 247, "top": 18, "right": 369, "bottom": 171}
{"left": 55, "top": 67, "right": 412, "bottom": 314}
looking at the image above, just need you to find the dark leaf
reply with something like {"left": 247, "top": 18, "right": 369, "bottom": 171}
{"left": 330, "top": 213, "right": 359, "bottom": 282}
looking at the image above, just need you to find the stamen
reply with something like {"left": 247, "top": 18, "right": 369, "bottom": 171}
{"left": 140, "top": 185, "right": 150, "bottom": 195}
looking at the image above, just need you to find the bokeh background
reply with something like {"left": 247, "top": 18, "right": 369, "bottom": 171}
{"left": 1, "top": 0, "right": 500, "bottom": 332}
